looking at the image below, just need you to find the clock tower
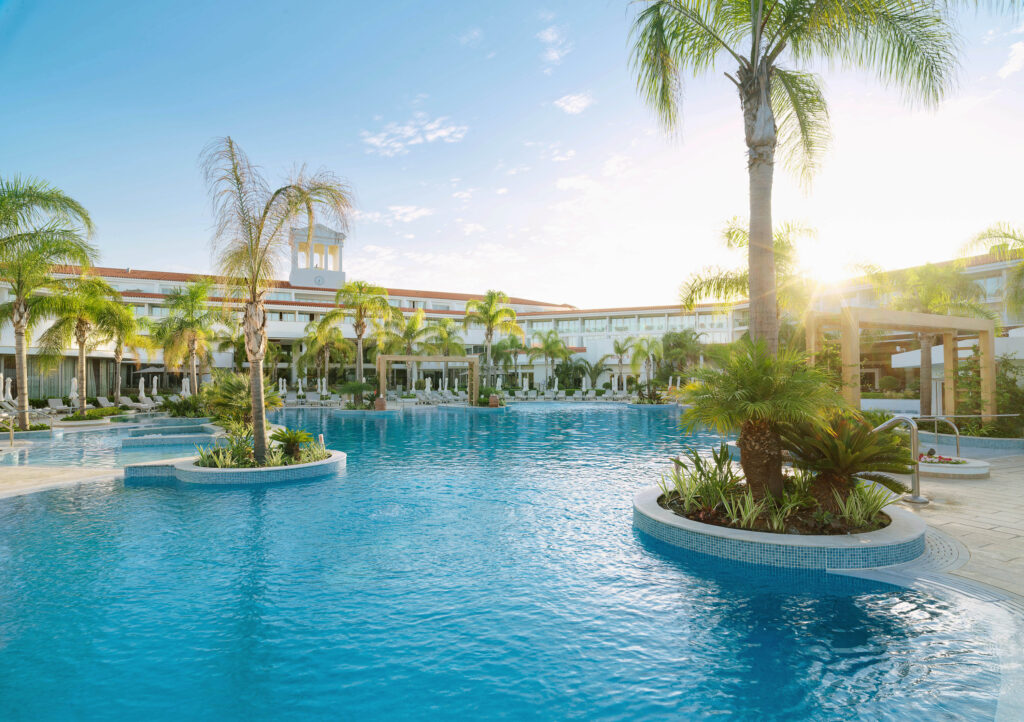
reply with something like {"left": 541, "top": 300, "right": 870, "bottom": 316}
{"left": 288, "top": 224, "right": 346, "bottom": 289}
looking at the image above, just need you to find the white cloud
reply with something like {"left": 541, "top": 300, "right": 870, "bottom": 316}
{"left": 388, "top": 205, "right": 434, "bottom": 223}
{"left": 361, "top": 112, "right": 469, "bottom": 157}
{"left": 554, "top": 92, "right": 593, "bottom": 114}
{"left": 459, "top": 28, "right": 482, "bottom": 46}
{"left": 495, "top": 188, "right": 509, "bottom": 195}
{"left": 460, "top": 222, "right": 486, "bottom": 235}
{"left": 998, "top": 41, "right": 1024, "bottom": 79}
{"left": 602, "top": 154, "right": 632, "bottom": 177}
{"left": 452, "top": 189, "right": 476, "bottom": 201}
{"left": 537, "top": 25, "right": 572, "bottom": 69}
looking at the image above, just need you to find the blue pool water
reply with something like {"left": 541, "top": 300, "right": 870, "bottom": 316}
{"left": 0, "top": 404, "right": 1008, "bottom": 719}
{"left": 0, "top": 427, "right": 200, "bottom": 467}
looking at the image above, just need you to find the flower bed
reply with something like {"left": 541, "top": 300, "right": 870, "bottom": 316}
{"left": 918, "top": 453, "right": 966, "bottom": 465}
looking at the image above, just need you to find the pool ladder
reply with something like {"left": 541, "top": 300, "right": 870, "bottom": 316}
{"left": 872, "top": 415, "right": 928, "bottom": 505}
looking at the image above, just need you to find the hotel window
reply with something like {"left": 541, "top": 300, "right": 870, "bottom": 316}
{"left": 159, "top": 286, "right": 178, "bottom": 295}
{"left": 267, "top": 291, "right": 291, "bottom": 301}
{"left": 132, "top": 305, "right": 146, "bottom": 317}
{"left": 389, "top": 299, "right": 402, "bottom": 307}
{"left": 150, "top": 306, "right": 169, "bottom": 317}
{"left": 680, "top": 315, "right": 696, "bottom": 329}
{"left": 980, "top": 276, "right": 1003, "bottom": 299}
{"left": 731, "top": 310, "right": 748, "bottom": 327}
{"left": 531, "top": 320, "right": 553, "bottom": 332}
{"left": 266, "top": 311, "right": 295, "bottom": 322}
{"left": 583, "top": 318, "right": 607, "bottom": 333}
{"left": 557, "top": 319, "right": 579, "bottom": 333}
{"left": 431, "top": 303, "right": 451, "bottom": 311}
{"left": 639, "top": 316, "right": 665, "bottom": 332}
{"left": 612, "top": 317, "right": 637, "bottom": 333}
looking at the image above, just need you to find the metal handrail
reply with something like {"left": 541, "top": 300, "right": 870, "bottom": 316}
{"left": 872, "top": 414, "right": 928, "bottom": 504}
{"left": 916, "top": 415, "right": 961, "bottom": 458}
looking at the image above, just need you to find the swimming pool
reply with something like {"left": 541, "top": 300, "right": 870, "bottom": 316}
{"left": 0, "top": 404, "right": 1012, "bottom": 719}
{"left": 0, "top": 426, "right": 203, "bottom": 467}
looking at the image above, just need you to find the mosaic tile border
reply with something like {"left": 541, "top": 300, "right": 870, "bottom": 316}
{"left": 633, "top": 485, "right": 927, "bottom": 570}
{"left": 124, "top": 450, "right": 346, "bottom": 486}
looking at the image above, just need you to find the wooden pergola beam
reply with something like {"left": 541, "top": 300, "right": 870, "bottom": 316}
{"left": 374, "top": 354, "right": 480, "bottom": 407}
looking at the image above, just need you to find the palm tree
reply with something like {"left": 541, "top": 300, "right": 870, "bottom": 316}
{"left": 683, "top": 340, "right": 843, "bottom": 499}
{"left": 464, "top": 290, "right": 524, "bottom": 386}
{"left": 0, "top": 177, "right": 95, "bottom": 428}
{"left": 37, "top": 276, "right": 121, "bottom": 416}
{"left": 379, "top": 309, "right": 433, "bottom": 386}
{"left": 427, "top": 317, "right": 466, "bottom": 388}
{"left": 681, "top": 218, "right": 815, "bottom": 319}
{"left": 612, "top": 336, "right": 635, "bottom": 392}
{"left": 578, "top": 354, "right": 612, "bottom": 390}
{"left": 631, "top": 336, "right": 664, "bottom": 392}
{"left": 298, "top": 316, "right": 354, "bottom": 387}
{"left": 325, "top": 280, "right": 392, "bottom": 390}
{"left": 100, "top": 304, "right": 152, "bottom": 404}
{"left": 867, "top": 263, "right": 994, "bottom": 416}
{"left": 150, "top": 280, "right": 222, "bottom": 398}
{"left": 632, "top": 0, "right": 956, "bottom": 352}
{"left": 966, "top": 223, "right": 1024, "bottom": 314}
{"left": 529, "top": 329, "right": 569, "bottom": 389}
{"left": 492, "top": 335, "right": 528, "bottom": 386}
{"left": 662, "top": 329, "right": 705, "bottom": 376}
{"left": 216, "top": 317, "right": 248, "bottom": 372}
{"left": 202, "top": 136, "right": 353, "bottom": 463}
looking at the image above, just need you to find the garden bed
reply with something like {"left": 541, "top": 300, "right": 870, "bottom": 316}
{"left": 125, "top": 450, "right": 346, "bottom": 486}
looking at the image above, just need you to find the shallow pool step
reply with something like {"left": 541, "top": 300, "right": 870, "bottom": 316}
{"left": 121, "top": 434, "right": 224, "bottom": 448}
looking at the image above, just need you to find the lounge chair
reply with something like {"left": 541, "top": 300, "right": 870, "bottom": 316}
{"left": 528, "top": 390, "right": 538, "bottom": 400}
{"left": 582, "top": 390, "right": 594, "bottom": 402}
{"left": 543, "top": 390, "right": 554, "bottom": 401}
{"left": 566, "top": 390, "right": 579, "bottom": 401}
{"left": 95, "top": 396, "right": 117, "bottom": 408}
{"left": 118, "top": 395, "right": 147, "bottom": 410}
{"left": 153, "top": 395, "right": 166, "bottom": 405}
{"left": 168, "top": 394, "right": 182, "bottom": 403}
{"left": 514, "top": 390, "right": 526, "bottom": 401}
{"left": 47, "top": 398, "right": 71, "bottom": 413}
{"left": 305, "top": 391, "right": 321, "bottom": 406}
{"left": 555, "top": 390, "right": 565, "bottom": 401}
{"left": 284, "top": 392, "right": 298, "bottom": 407}
{"left": 1, "top": 399, "right": 51, "bottom": 423}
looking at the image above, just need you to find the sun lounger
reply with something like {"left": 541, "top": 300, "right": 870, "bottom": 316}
{"left": 566, "top": 390, "right": 579, "bottom": 401}
{"left": 47, "top": 398, "right": 71, "bottom": 413}
{"left": 305, "top": 392, "right": 321, "bottom": 406}
{"left": 118, "top": 395, "right": 146, "bottom": 410}
{"left": 284, "top": 392, "right": 298, "bottom": 407}
{"left": 95, "top": 396, "right": 117, "bottom": 408}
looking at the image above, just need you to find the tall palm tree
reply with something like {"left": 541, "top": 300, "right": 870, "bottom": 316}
{"left": 662, "top": 329, "right": 705, "bottom": 376}
{"left": 379, "top": 309, "right": 433, "bottom": 386}
{"left": 100, "top": 304, "right": 152, "bottom": 404}
{"left": 0, "top": 177, "right": 95, "bottom": 428}
{"left": 37, "top": 276, "right": 121, "bottom": 416}
{"left": 427, "top": 317, "right": 466, "bottom": 387}
{"left": 632, "top": 0, "right": 957, "bottom": 352}
{"left": 325, "top": 280, "right": 392, "bottom": 389}
{"left": 529, "top": 329, "right": 569, "bottom": 389}
{"left": 202, "top": 136, "right": 353, "bottom": 462}
{"left": 298, "top": 316, "right": 354, "bottom": 387}
{"left": 150, "top": 280, "right": 222, "bottom": 397}
{"left": 966, "top": 223, "right": 1024, "bottom": 314}
{"left": 631, "top": 336, "right": 664, "bottom": 392}
{"left": 464, "top": 290, "right": 524, "bottom": 386}
{"left": 867, "top": 263, "right": 994, "bottom": 416}
{"left": 612, "top": 336, "right": 635, "bottom": 392}
{"left": 215, "top": 317, "right": 247, "bottom": 372}
{"left": 578, "top": 354, "right": 613, "bottom": 390}
{"left": 493, "top": 335, "right": 528, "bottom": 386}
{"left": 681, "top": 217, "right": 815, "bottom": 319}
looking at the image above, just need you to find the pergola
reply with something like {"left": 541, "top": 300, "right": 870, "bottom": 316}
{"left": 375, "top": 354, "right": 480, "bottom": 403}
{"left": 806, "top": 308, "right": 997, "bottom": 421}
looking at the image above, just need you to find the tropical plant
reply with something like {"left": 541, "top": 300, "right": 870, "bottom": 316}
{"left": 781, "top": 413, "right": 913, "bottom": 488}
{"left": 203, "top": 369, "right": 283, "bottom": 426}
{"left": 201, "top": 136, "right": 353, "bottom": 462}
{"left": 661, "top": 329, "right": 704, "bottom": 376}
{"left": 298, "top": 316, "right": 354, "bottom": 386}
{"left": 965, "top": 223, "right": 1024, "bottom": 313}
{"left": 150, "top": 279, "right": 223, "bottom": 397}
{"left": 865, "top": 263, "right": 995, "bottom": 415}
{"left": 661, "top": 444, "right": 743, "bottom": 516}
{"left": 578, "top": 354, "right": 612, "bottom": 390}
{"left": 464, "top": 290, "right": 524, "bottom": 385}
{"left": 215, "top": 317, "right": 247, "bottom": 372}
{"left": 832, "top": 482, "right": 896, "bottom": 529}
{"left": 680, "top": 218, "right": 815, "bottom": 321}
{"left": 529, "top": 329, "right": 569, "bottom": 389}
{"left": 37, "top": 276, "right": 121, "bottom": 415}
{"left": 631, "top": 336, "right": 664, "bottom": 392}
{"left": 427, "top": 317, "right": 467, "bottom": 387}
{"left": 682, "top": 340, "right": 843, "bottom": 499}
{"left": 631, "top": 0, "right": 957, "bottom": 351}
{"left": 720, "top": 489, "right": 765, "bottom": 529}
{"left": 324, "top": 280, "right": 391, "bottom": 395}
{"left": 379, "top": 308, "right": 433, "bottom": 386}
{"left": 492, "top": 334, "right": 528, "bottom": 386}
{"left": 270, "top": 427, "right": 313, "bottom": 459}
{"left": 161, "top": 394, "right": 205, "bottom": 418}
{"left": 612, "top": 336, "right": 634, "bottom": 392}
{"left": 100, "top": 303, "right": 152, "bottom": 404}
{"left": 0, "top": 176, "right": 96, "bottom": 428}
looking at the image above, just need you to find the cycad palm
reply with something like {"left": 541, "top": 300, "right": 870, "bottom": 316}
{"left": 867, "top": 263, "right": 994, "bottom": 415}
{"left": 632, "top": 0, "right": 957, "bottom": 352}
{"left": 151, "top": 280, "right": 223, "bottom": 397}
{"left": 427, "top": 317, "right": 466, "bottom": 387}
{"left": 681, "top": 217, "right": 815, "bottom": 318}
{"left": 325, "top": 280, "right": 392, "bottom": 389}
{"left": 202, "top": 136, "right": 353, "bottom": 462}
{"left": 682, "top": 340, "right": 844, "bottom": 498}
{"left": 0, "top": 177, "right": 95, "bottom": 428}
{"left": 37, "top": 276, "right": 121, "bottom": 415}
{"left": 464, "top": 290, "right": 524, "bottom": 386}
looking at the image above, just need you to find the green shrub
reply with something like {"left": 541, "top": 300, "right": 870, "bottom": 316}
{"left": 879, "top": 375, "right": 902, "bottom": 392}
{"left": 61, "top": 407, "right": 122, "bottom": 421}
{"left": 833, "top": 482, "right": 896, "bottom": 528}
{"left": 204, "top": 370, "right": 282, "bottom": 424}
{"left": 270, "top": 427, "right": 313, "bottom": 459}
{"left": 162, "top": 395, "right": 206, "bottom": 418}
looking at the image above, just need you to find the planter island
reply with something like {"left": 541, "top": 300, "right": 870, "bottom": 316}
{"left": 125, "top": 450, "right": 346, "bottom": 487}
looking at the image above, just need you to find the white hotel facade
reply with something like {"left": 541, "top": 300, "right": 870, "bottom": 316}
{"left": 0, "top": 224, "right": 1019, "bottom": 399}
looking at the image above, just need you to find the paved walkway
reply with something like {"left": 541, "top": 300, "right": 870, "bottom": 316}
{"left": 903, "top": 454, "right": 1024, "bottom": 599}
{"left": 0, "top": 465, "right": 121, "bottom": 500}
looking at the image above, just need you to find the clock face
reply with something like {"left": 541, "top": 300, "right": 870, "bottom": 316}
{"left": 314, "top": 275, "right": 325, "bottom": 286}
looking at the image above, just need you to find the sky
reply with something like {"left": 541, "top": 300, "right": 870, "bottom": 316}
{"left": 2, "top": 0, "right": 1023, "bottom": 308}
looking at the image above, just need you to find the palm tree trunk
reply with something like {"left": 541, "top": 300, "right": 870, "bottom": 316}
{"left": 920, "top": 332, "right": 934, "bottom": 416}
{"left": 188, "top": 338, "right": 198, "bottom": 398}
{"left": 243, "top": 301, "right": 268, "bottom": 463}
{"left": 485, "top": 335, "right": 492, "bottom": 387}
{"left": 354, "top": 334, "right": 364, "bottom": 403}
{"left": 14, "top": 320, "right": 29, "bottom": 430}
{"left": 738, "top": 420, "right": 784, "bottom": 500}
{"left": 77, "top": 342, "right": 88, "bottom": 415}
{"left": 113, "top": 348, "right": 123, "bottom": 403}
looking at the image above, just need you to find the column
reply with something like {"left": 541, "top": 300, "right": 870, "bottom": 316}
{"left": 979, "top": 329, "right": 996, "bottom": 422}
{"left": 840, "top": 309, "right": 861, "bottom": 407}
{"left": 942, "top": 331, "right": 956, "bottom": 418}
{"left": 806, "top": 315, "right": 818, "bottom": 367}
